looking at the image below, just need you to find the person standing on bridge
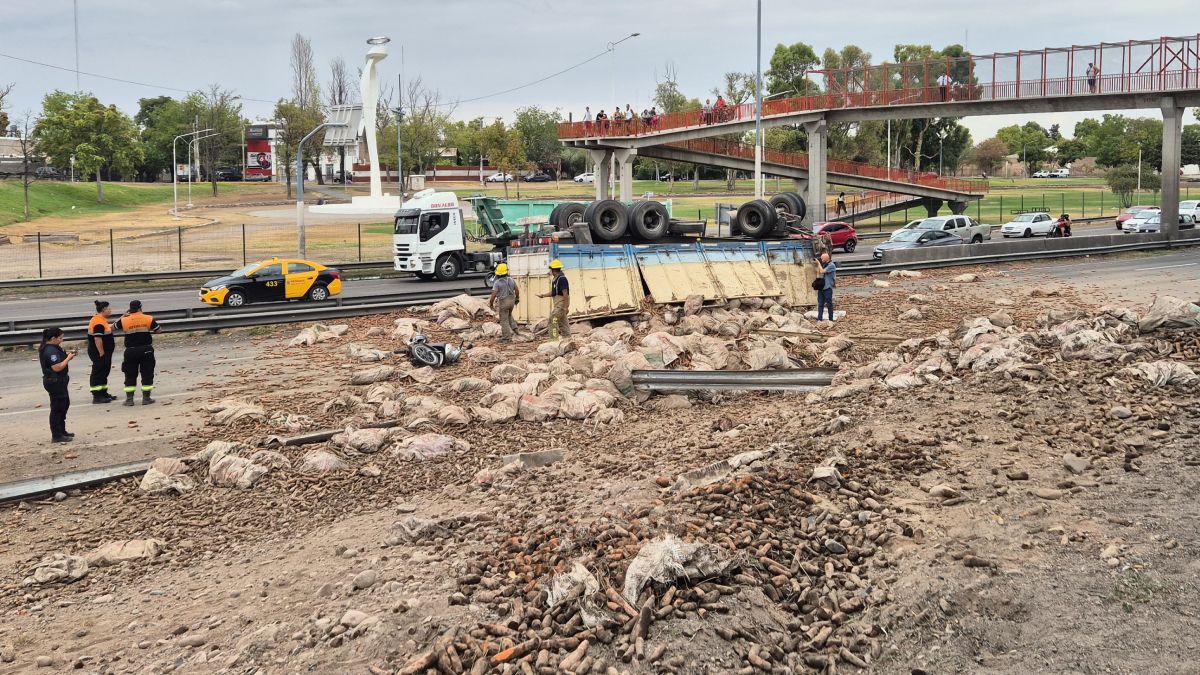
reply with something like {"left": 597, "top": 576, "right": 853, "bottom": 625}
{"left": 114, "top": 299, "right": 161, "bottom": 406}
{"left": 538, "top": 259, "right": 570, "bottom": 339}
{"left": 39, "top": 327, "right": 76, "bottom": 443}
{"left": 583, "top": 106, "right": 594, "bottom": 136}
{"left": 814, "top": 252, "right": 837, "bottom": 322}
{"left": 488, "top": 263, "right": 520, "bottom": 343}
{"left": 836, "top": 192, "right": 847, "bottom": 217}
{"left": 937, "top": 71, "right": 953, "bottom": 102}
{"left": 87, "top": 300, "right": 117, "bottom": 404}
{"left": 1086, "top": 63, "right": 1099, "bottom": 93}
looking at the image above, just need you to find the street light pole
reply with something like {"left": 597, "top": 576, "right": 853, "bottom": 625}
{"left": 1137, "top": 143, "right": 1143, "bottom": 201}
{"left": 754, "top": 0, "right": 764, "bottom": 200}
{"left": 172, "top": 129, "right": 212, "bottom": 217}
{"left": 939, "top": 135, "right": 944, "bottom": 176}
{"left": 296, "top": 122, "right": 348, "bottom": 258}
{"left": 606, "top": 32, "right": 640, "bottom": 199}
{"left": 187, "top": 133, "right": 218, "bottom": 208}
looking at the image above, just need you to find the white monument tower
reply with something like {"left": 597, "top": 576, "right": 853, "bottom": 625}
{"left": 311, "top": 36, "right": 405, "bottom": 215}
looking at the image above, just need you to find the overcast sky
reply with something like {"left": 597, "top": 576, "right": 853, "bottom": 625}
{"left": 2, "top": 0, "right": 1194, "bottom": 143}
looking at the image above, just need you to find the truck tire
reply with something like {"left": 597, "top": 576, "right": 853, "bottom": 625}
{"left": 434, "top": 254, "right": 461, "bottom": 281}
{"left": 587, "top": 199, "right": 629, "bottom": 241}
{"left": 770, "top": 192, "right": 806, "bottom": 222}
{"left": 628, "top": 201, "right": 669, "bottom": 241}
{"left": 554, "top": 202, "right": 586, "bottom": 230}
{"left": 736, "top": 199, "right": 777, "bottom": 238}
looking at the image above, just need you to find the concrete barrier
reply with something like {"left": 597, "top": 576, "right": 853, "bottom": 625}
{"left": 877, "top": 231, "right": 1181, "bottom": 265}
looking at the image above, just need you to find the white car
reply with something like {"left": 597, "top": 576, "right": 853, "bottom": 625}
{"left": 1179, "top": 199, "right": 1200, "bottom": 220}
{"left": 1032, "top": 170, "right": 1050, "bottom": 178}
{"left": 1130, "top": 213, "right": 1196, "bottom": 233}
{"left": 1049, "top": 168, "right": 1070, "bottom": 178}
{"left": 573, "top": 172, "right": 595, "bottom": 183}
{"left": 1122, "top": 207, "right": 1160, "bottom": 232}
{"left": 1001, "top": 212, "right": 1055, "bottom": 237}
{"left": 486, "top": 172, "right": 513, "bottom": 183}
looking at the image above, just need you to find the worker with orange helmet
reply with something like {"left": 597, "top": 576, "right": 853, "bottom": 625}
{"left": 538, "top": 259, "right": 570, "bottom": 338}
{"left": 488, "top": 263, "right": 520, "bottom": 342}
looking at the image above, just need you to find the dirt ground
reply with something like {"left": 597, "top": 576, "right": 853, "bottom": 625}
{"left": 0, "top": 261, "right": 1197, "bottom": 674}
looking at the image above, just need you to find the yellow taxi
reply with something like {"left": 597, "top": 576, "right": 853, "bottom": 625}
{"left": 200, "top": 258, "right": 343, "bottom": 307}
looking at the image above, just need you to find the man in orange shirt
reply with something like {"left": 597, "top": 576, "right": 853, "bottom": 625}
{"left": 114, "top": 300, "right": 161, "bottom": 406}
{"left": 87, "top": 300, "right": 118, "bottom": 403}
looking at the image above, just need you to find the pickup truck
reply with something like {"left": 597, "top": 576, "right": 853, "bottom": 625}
{"left": 911, "top": 214, "right": 993, "bottom": 244}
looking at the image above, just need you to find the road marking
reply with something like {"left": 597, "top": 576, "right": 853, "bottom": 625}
{"left": 1137, "top": 262, "right": 1197, "bottom": 271}
{"left": 0, "top": 392, "right": 193, "bottom": 416}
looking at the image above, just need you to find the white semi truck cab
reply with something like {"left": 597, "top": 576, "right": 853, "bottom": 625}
{"left": 393, "top": 189, "right": 503, "bottom": 281}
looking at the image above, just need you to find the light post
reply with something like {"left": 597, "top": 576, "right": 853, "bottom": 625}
{"left": 69, "top": 154, "right": 75, "bottom": 183}
{"left": 606, "top": 32, "right": 640, "bottom": 199}
{"left": 939, "top": 134, "right": 944, "bottom": 176}
{"left": 1021, "top": 142, "right": 1029, "bottom": 178}
{"left": 187, "top": 132, "right": 218, "bottom": 207}
{"left": 172, "top": 128, "right": 212, "bottom": 217}
{"left": 392, "top": 103, "right": 404, "bottom": 193}
{"left": 754, "top": 0, "right": 764, "bottom": 199}
{"left": 1136, "top": 143, "right": 1143, "bottom": 201}
{"left": 296, "top": 122, "right": 348, "bottom": 257}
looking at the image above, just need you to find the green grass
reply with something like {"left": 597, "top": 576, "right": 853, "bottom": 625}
{"left": 0, "top": 180, "right": 264, "bottom": 227}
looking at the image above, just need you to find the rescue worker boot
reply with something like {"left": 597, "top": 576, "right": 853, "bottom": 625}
{"left": 124, "top": 392, "right": 135, "bottom": 407}
{"left": 142, "top": 391, "right": 156, "bottom": 405}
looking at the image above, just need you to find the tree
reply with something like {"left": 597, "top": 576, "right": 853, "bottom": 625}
{"left": 652, "top": 62, "right": 702, "bottom": 190}
{"left": 479, "top": 121, "right": 526, "bottom": 198}
{"left": 1054, "top": 137, "right": 1088, "bottom": 168}
{"left": 968, "top": 137, "right": 1008, "bottom": 176}
{"left": 327, "top": 57, "right": 354, "bottom": 183}
{"left": 15, "top": 111, "right": 38, "bottom": 221}
{"left": 1182, "top": 124, "right": 1200, "bottom": 166}
{"left": 272, "top": 99, "right": 324, "bottom": 199}
{"left": 195, "top": 86, "right": 244, "bottom": 196}
{"left": 0, "top": 83, "right": 13, "bottom": 134}
{"left": 766, "top": 43, "right": 819, "bottom": 96}
{"left": 384, "top": 77, "right": 454, "bottom": 185}
{"left": 443, "top": 118, "right": 485, "bottom": 167}
{"left": 134, "top": 96, "right": 186, "bottom": 181}
{"left": 1074, "top": 114, "right": 1160, "bottom": 169}
{"left": 34, "top": 91, "right": 143, "bottom": 203}
{"left": 1105, "top": 164, "right": 1159, "bottom": 208}
{"left": 711, "top": 72, "right": 755, "bottom": 189}
{"left": 512, "top": 105, "right": 563, "bottom": 171}
{"left": 288, "top": 34, "right": 325, "bottom": 186}
{"left": 996, "top": 122, "right": 1052, "bottom": 175}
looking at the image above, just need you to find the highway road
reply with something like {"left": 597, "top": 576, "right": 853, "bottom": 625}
{"left": 0, "top": 275, "right": 479, "bottom": 324}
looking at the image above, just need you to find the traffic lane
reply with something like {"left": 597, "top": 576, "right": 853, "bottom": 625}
{"left": 845, "top": 225, "right": 1174, "bottom": 265}
{"left": 0, "top": 275, "right": 478, "bottom": 324}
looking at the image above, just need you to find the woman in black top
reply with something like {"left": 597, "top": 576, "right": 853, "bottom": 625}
{"left": 39, "top": 327, "right": 76, "bottom": 443}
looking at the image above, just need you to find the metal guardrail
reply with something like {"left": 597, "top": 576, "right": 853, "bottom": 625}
{"left": 0, "top": 287, "right": 488, "bottom": 347}
{"left": 632, "top": 368, "right": 837, "bottom": 392}
{"left": 0, "top": 261, "right": 396, "bottom": 289}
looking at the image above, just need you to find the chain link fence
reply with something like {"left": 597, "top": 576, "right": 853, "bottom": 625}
{"left": 0, "top": 222, "right": 394, "bottom": 279}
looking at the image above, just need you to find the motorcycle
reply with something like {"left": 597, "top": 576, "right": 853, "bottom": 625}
{"left": 403, "top": 334, "right": 464, "bottom": 368}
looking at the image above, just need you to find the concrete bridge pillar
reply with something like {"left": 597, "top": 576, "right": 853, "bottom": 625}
{"left": 1161, "top": 97, "right": 1183, "bottom": 241}
{"left": 613, "top": 148, "right": 637, "bottom": 202}
{"left": 949, "top": 200, "right": 968, "bottom": 215}
{"left": 792, "top": 178, "right": 809, "bottom": 196}
{"left": 587, "top": 149, "right": 612, "bottom": 202}
{"left": 803, "top": 118, "right": 828, "bottom": 225}
{"left": 922, "top": 198, "right": 944, "bottom": 217}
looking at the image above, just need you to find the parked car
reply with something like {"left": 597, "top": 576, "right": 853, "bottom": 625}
{"left": 1127, "top": 213, "right": 1196, "bottom": 233}
{"left": 1121, "top": 207, "right": 1160, "bottom": 232}
{"left": 574, "top": 172, "right": 595, "bottom": 183}
{"left": 214, "top": 167, "right": 243, "bottom": 181}
{"left": 1116, "top": 205, "right": 1157, "bottom": 230}
{"left": 1000, "top": 212, "right": 1056, "bottom": 237}
{"left": 486, "top": 172, "right": 513, "bottom": 183}
{"left": 243, "top": 173, "right": 272, "bottom": 182}
{"left": 525, "top": 173, "right": 552, "bottom": 182}
{"left": 1049, "top": 168, "right": 1070, "bottom": 178}
{"left": 34, "top": 166, "right": 61, "bottom": 179}
{"left": 872, "top": 229, "right": 964, "bottom": 260}
{"left": 1179, "top": 199, "right": 1200, "bottom": 220}
{"left": 810, "top": 221, "right": 859, "bottom": 253}
{"left": 912, "top": 215, "right": 992, "bottom": 243}
{"left": 1032, "top": 170, "right": 1050, "bottom": 178}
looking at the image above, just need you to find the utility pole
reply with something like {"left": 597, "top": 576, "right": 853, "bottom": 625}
{"left": 73, "top": 0, "right": 80, "bottom": 91}
{"left": 753, "top": 0, "right": 764, "bottom": 200}
{"left": 296, "top": 122, "right": 348, "bottom": 257}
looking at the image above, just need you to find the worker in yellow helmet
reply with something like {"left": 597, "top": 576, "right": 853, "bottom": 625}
{"left": 487, "top": 262, "right": 519, "bottom": 343}
{"left": 538, "top": 259, "right": 570, "bottom": 339}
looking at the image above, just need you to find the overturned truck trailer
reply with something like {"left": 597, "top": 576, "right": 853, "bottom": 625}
{"left": 506, "top": 239, "right": 819, "bottom": 324}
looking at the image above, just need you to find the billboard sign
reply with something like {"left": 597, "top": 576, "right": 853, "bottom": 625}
{"left": 248, "top": 151, "right": 273, "bottom": 171}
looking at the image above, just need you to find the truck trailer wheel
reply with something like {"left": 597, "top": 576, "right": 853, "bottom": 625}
{"left": 434, "top": 254, "right": 461, "bottom": 281}
{"left": 587, "top": 199, "right": 629, "bottom": 241}
{"left": 736, "top": 199, "right": 777, "bottom": 238}
{"left": 628, "top": 201, "right": 669, "bottom": 241}
{"left": 770, "top": 192, "right": 806, "bottom": 222}
{"left": 553, "top": 202, "right": 586, "bottom": 230}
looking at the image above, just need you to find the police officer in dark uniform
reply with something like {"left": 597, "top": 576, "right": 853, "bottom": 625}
{"left": 114, "top": 299, "right": 161, "bottom": 406}
{"left": 87, "top": 300, "right": 117, "bottom": 403}
{"left": 39, "top": 327, "right": 76, "bottom": 443}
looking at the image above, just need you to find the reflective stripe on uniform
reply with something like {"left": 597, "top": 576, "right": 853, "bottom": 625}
{"left": 89, "top": 385, "right": 105, "bottom": 391}
{"left": 140, "top": 385, "right": 155, "bottom": 391}
{"left": 124, "top": 386, "right": 136, "bottom": 393}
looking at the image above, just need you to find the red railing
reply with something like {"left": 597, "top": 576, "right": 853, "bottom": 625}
{"left": 668, "top": 138, "right": 989, "bottom": 195}
{"left": 559, "top": 34, "right": 1200, "bottom": 141}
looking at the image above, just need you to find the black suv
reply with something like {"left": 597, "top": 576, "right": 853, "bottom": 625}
{"left": 215, "top": 167, "right": 243, "bottom": 181}
{"left": 525, "top": 172, "right": 552, "bottom": 182}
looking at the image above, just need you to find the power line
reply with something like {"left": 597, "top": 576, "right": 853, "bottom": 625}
{"left": 0, "top": 52, "right": 278, "bottom": 104}
{"left": 438, "top": 46, "right": 613, "bottom": 107}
